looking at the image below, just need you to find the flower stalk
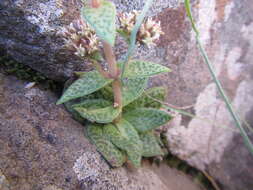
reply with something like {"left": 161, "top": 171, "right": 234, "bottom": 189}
{"left": 102, "top": 41, "right": 122, "bottom": 112}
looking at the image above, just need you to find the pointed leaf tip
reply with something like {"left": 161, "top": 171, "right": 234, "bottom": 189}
{"left": 57, "top": 71, "right": 112, "bottom": 104}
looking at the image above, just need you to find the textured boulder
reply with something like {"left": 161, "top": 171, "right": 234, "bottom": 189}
{"left": 0, "top": 0, "right": 84, "bottom": 81}
{"left": 0, "top": 0, "right": 180, "bottom": 81}
{"left": 158, "top": 1, "right": 253, "bottom": 190}
{"left": 0, "top": 73, "right": 202, "bottom": 190}
{"left": 1, "top": 0, "right": 253, "bottom": 189}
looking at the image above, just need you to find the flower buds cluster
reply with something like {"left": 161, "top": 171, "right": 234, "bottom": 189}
{"left": 59, "top": 19, "right": 99, "bottom": 57}
{"left": 118, "top": 11, "right": 164, "bottom": 47}
{"left": 118, "top": 10, "right": 139, "bottom": 33}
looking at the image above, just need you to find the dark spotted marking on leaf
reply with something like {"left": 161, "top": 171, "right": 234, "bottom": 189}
{"left": 73, "top": 99, "right": 120, "bottom": 123}
{"left": 122, "top": 77, "right": 148, "bottom": 106}
{"left": 57, "top": 71, "right": 112, "bottom": 104}
{"left": 81, "top": 0, "right": 116, "bottom": 45}
{"left": 124, "top": 86, "right": 166, "bottom": 110}
{"left": 86, "top": 124, "right": 126, "bottom": 167}
{"left": 123, "top": 60, "right": 171, "bottom": 78}
{"left": 140, "top": 131, "right": 164, "bottom": 157}
{"left": 124, "top": 108, "right": 172, "bottom": 132}
{"left": 104, "top": 120, "right": 143, "bottom": 167}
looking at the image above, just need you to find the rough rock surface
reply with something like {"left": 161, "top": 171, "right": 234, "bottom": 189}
{"left": 1, "top": 0, "right": 253, "bottom": 189}
{"left": 158, "top": 1, "right": 253, "bottom": 190}
{"left": 0, "top": 0, "right": 181, "bottom": 81}
{"left": 0, "top": 73, "right": 203, "bottom": 190}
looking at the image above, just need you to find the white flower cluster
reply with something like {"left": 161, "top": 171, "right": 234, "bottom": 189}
{"left": 118, "top": 11, "right": 164, "bottom": 47}
{"left": 59, "top": 19, "right": 99, "bottom": 57}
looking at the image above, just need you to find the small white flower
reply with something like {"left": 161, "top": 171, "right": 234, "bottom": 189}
{"left": 59, "top": 19, "right": 100, "bottom": 57}
{"left": 118, "top": 11, "right": 139, "bottom": 34}
{"left": 118, "top": 11, "right": 164, "bottom": 47}
{"left": 74, "top": 44, "right": 86, "bottom": 57}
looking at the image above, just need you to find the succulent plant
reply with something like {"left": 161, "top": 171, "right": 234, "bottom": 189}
{"left": 57, "top": 0, "right": 172, "bottom": 168}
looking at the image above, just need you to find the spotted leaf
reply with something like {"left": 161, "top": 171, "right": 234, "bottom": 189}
{"left": 97, "top": 85, "right": 114, "bottom": 101}
{"left": 124, "top": 86, "right": 166, "bottom": 110}
{"left": 86, "top": 124, "right": 126, "bottom": 167}
{"left": 122, "top": 77, "right": 148, "bottom": 106}
{"left": 123, "top": 60, "right": 171, "bottom": 78}
{"left": 140, "top": 131, "right": 164, "bottom": 157}
{"left": 57, "top": 71, "right": 113, "bottom": 105}
{"left": 124, "top": 108, "right": 172, "bottom": 132}
{"left": 104, "top": 120, "right": 143, "bottom": 168}
{"left": 81, "top": 0, "right": 116, "bottom": 45}
{"left": 73, "top": 99, "right": 120, "bottom": 123}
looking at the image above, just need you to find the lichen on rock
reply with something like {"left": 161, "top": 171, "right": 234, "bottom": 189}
{"left": 0, "top": 170, "right": 10, "bottom": 190}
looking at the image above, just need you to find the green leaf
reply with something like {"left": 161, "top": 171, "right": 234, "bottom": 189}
{"left": 104, "top": 120, "right": 143, "bottom": 167}
{"left": 122, "top": 77, "right": 148, "bottom": 106}
{"left": 140, "top": 131, "right": 163, "bottom": 157}
{"left": 73, "top": 99, "right": 120, "bottom": 123}
{"left": 63, "top": 77, "right": 95, "bottom": 123}
{"left": 115, "top": 119, "right": 143, "bottom": 167}
{"left": 124, "top": 108, "right": 172, "bottom": 132}
{"left": 64, "top": 100, "right": 85, "bottom": 123}
{"left": 57, "top": 71, "right": 113, "bottom": 105}
{"left": 124, "top": 86, "right": 166, "bottom": 110}
{"left": 61, "top": 78, "right": 87, "bottom": 122}
{"left": 86, "top": 124, "right": 126, "bottom": 167}
{"left": 81, "top": 0, "right": 116, "bottom": 45}
{"left": 73, "top": 99, "right": 111, "bottom": 109}
{"left": 95, "top": 85, "right": 114, "bottom": 101}
{"left": 123, "top": 60, "right": 171, "bottom": 78}
{"left": 63, "top": 82, "right": 113, "bottom": 122}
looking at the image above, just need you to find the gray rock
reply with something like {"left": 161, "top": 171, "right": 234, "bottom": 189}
{"left": 0, "top": 0, "right": 181, "bottom": 81}
{"left": 0, "top": 0, "right": 83, "bottom": 81}
{"left": 112, "top": 0, "right": 181, "bottom": 15}
{"left": 0, "top": 73, "right": 202, "bottom": 190}
{"left": 162, "top": 0, "right": 253, "bottom": 190}
{"left": 1, "top": 0, "right": 253, "bottom": 189}
{"left": 0, "top": 170, "right": 10, "bottom": 190}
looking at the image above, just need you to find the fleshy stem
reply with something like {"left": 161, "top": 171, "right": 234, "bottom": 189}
{"left": 102, "top": 41, "right": 122, "bottom": 113}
